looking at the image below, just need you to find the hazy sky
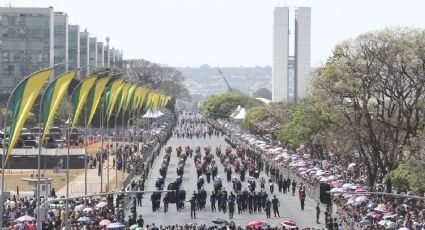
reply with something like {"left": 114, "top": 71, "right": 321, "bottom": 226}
{"left": 5, "top": 0, "right": 425, "bottom": 67}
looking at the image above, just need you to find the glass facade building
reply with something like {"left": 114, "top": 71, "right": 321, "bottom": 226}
{"left": 0, "top": 7, "right": 123, "bottom": 103}
{"left": 89, "top": 37, "right": 97, "bottom": 69}
{"left": 96, "top": 41, "right": 104, "bottom": 67}
{"left": 0, "top": 7, "right": 54, "bottom": 95}
{"left": 53, "top": 12, "right": 68, "bottom": 77}
{"left": 79, "top": 31, "right": 89, "bottom": 78}
{"left": 68, "top": 24, "right": 80, "bottom": 72}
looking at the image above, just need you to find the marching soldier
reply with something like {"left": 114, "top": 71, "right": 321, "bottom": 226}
{"left": 265, "top": 198, "right": 271, "bottom": 218}
{"left": 272, "top": 195, "right": 280, "bottom": 217}
{"left": 190, "top": 196, "right": 197, "bottom": 219}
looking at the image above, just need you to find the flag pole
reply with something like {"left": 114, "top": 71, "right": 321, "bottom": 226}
{"left": 1, "top": 87, "right": 15, "bottom": 229}
{"left": 65, "top": 93, "right": 71, "bottom": 230}
{"left": 100, "top": 97, "right": 104, "bottom": 193}
{"left": 84, "top": 102, "right": 88, "bottom": 203}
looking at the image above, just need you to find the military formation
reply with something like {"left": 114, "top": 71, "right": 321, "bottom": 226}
{"left": 144, "top": 112, "right": 308, "bottom": 222}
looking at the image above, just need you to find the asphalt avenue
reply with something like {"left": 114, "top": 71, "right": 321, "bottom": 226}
{"left": 127, "top": 127, "right": 326, "bottom": 228}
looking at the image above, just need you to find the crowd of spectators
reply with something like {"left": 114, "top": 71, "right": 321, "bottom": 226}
{"left": 1, "top": 116, "right": 176, "bottom": 230}
{"left": 211, "top": 119, "right": 425, "bottom": 230}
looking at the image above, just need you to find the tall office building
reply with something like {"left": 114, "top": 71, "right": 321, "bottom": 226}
{"left": 0, "top": 7, "right": 54, "bottom": 97}
{"left": 104, "top": 45, "right": 109, "bottom": 68}
{"left": 295, "top": 7, "right": 311, "bottom": 100}
{"left": 53, "top": 12, "right": 68, "bottom": 77}
{"left": 68, "top": 24, "right": 80, "bottom": 71}
{"left": 96, "top": 42, "right": 104, "bottom": 67}
{"left": 272, "top": 7, "right": 311, "bottom": 102}
{"left": 79, "top": 30, "right": 89, "bottom": 77}
{"left": 109, "top": 48, "right": 115, "bottom": 67}
{"left": 272, "top": 7, "right": 289, "bottom": 102}
{"left": 89, "top": 37, "right": 97, "bottom": 69}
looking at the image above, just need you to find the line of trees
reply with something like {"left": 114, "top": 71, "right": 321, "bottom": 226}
{"left": 205, "top": 27, "right": 425, "bottom": 194}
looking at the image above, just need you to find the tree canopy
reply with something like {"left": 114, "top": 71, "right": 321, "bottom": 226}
{"left": 311, "top": 27, "right": 425, "bottom": 186}
{"left": 203, "top": 92, "right": 263, "bottom": 118}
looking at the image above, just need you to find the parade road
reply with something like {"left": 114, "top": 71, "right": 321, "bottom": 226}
{"left": 127, "top": 124, "right": 326, "bottom": 228}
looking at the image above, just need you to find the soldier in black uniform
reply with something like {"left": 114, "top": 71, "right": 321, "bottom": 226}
{"left": 137, "top": 192, "right": 143, "bottom": 207}
{"left": 265, "top": 198, "right": 271, "bottom": 218}
{"left": 256, "top": 192, "right": 262, "bottom": 212}
{"left": 316, "top": 203, "right": 321, "bottom": 224}
{"left": 247, "top": 192, "right": 253, "bottom": 214}
{"left": 221, "top": 190, "right": 228, "bottom": 213}
{"left": 228, "top": 198, "right": 235, "bottom": 219}
{"left": 278, "top": 177, "right": 283, "bottom": 193}
{"left": 252, "top": 192, "right": 258, "bottom": 212}
{"left": 137, "top": 215, "right": 144, "bottom": 227}
{"left": 236, "top": 193, "right": 242, "bottom": 214}
{"left": 190, "top": 196, "right": 197, "bottom": 219}
{"left": 291, "top": 180, "right": 297, "bottom": 196}
{"left": 132, "top": 198, "right": 137, "bottom": 220}
{"left": 163, "top": 195, "right": 169, "bottom": 213}
{"left": 272, "top": 195, "right": 280, "bottom": 217}
{"left": 210, "top": 191, "right": 216, "bottom": 212}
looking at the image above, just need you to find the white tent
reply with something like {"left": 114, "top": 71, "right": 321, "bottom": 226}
{"left": 143, "top": 109, "right": 164, "bottom": 118}
{"left": 230, "top": 105, "right": 246, "bottom": 120}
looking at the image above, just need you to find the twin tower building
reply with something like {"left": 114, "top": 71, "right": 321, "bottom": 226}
{"left": 272, "top": 7, "right": 311, "bottom": 103}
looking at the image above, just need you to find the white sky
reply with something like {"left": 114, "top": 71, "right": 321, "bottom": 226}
{"left": 4, "top": 0, "right": 425, "bottom": 67}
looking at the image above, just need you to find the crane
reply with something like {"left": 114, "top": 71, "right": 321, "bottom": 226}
{"left": 218, "top": 68, "right": 233, "bottom": 92}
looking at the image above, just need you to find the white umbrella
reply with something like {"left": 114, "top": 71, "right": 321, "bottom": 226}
{"left": 16, "top": 215, "right": 35, "bottom": 222}
{"left": 96, "top": 201, "right": 108, "bottom": 209}
{"left": 107, "top": 222, "right": 126, "bottom": 229}
{"left": 74, "top": 204, "right": 85, "bottom": 212}
{"left": 83, "top": 207, "right": 93, "bottom": 212}
{"left": 347, "top": 163, "right": 356, "bottom": 170}
{"left": 78, "top": 216, "right": 92, "bottom": 223}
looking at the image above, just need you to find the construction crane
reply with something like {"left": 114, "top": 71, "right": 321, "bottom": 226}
{"left": 218, "top": 68, "right": 233, "bottom": 92}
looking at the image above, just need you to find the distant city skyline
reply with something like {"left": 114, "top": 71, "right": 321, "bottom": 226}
{"left": 4, "top": 0, "right": 425, "bottom": 67}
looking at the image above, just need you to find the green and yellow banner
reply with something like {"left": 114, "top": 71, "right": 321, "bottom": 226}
{"left": 5, "top": 68, "right": 53, "bottom": 164}
{"left": 70, "top": 76, "right": 97, "bottom": 131}
{"left": 116, "top": 82, "right": 131, "bottom": 115}
{"left": 123, "top": 84, "right": 137, "bottom": 114}
{"left": 137, "top": 87, "right": 150, "bottom": 113}
{"left": 130, "top": 86, "right": 142, "bottom": 114}
{"left": 41, "top": 71, "right": 76, "bottom": 142}
{"left": 105, "top": 79, "right": 124, "bottom": 121}
{"left": 86, "top": 77, "right": 110, "bottom": 128}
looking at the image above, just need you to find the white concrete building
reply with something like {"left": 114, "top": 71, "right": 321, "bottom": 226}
{"left": 272, "top": 7, "right": 289, "bottom": 102}
{"left": 295, "top": 7, "right": 311, "bottom": 100}
{"left": 272, "top": 7, "right": 311, "bottom": 102}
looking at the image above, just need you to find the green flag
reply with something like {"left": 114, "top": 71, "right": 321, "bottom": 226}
{"left": 5, "top": 68, "right": 53, "bottom": 164}
{"left": 41, "top": 71, "right": 76, "bottom": 142}
{"left": 86, "top": 77, "right": 110, "bottom": 128}
{"left": 70, "top": 76, "right": 97, "bottom": 131}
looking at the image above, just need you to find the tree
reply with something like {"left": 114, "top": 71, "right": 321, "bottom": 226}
{"left": 242, "top": 106, "right": 267, "bottom": 133}
{"left": 123, "top": 59, "right": 191, "bottom": 101}
{"left": 252, "top": 88, "right": 272, "bottom": 100}
{"left": 387, "top": 160, "right": 425, "bottom": 196}
{"left": 277, "top": 99, "right": 331, "bottom": 151}
{"left": 203, "top": 92, "right": 263, "bottom": 118}
{"left": 242, "top": 102, "right": 293, "bottom": 137}
{"left": 312, "top": 27, "right": 425, "bottom": 187}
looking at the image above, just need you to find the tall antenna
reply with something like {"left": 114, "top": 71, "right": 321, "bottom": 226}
{"left": 218, "top": 68, "right": 233, "bottom": 92}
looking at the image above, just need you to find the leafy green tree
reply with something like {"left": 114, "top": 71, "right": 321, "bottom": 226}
{"left": 252, "top": 88, "right": 272, "bottom": 100}
{"left": 312, "top": 27, "right": 425, "bottom": 187}
{"left": 242, "top": 106, "right": 267, "bottom": 133}
{"left": 242, "top": 102, "right": 293, "bottom": 136}
{"left": 277, "top": 99, "right": 331, "bottom": 158}
{"left": 204, "top": 92, "right": 263, "bottom": 118}
{"left": 387, "top": 160, "right": 425, "bottom": 196}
